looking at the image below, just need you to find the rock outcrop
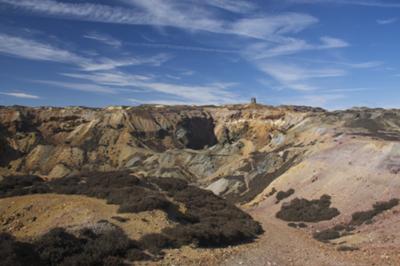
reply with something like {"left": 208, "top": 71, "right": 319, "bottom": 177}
{"left": 2, "top": 104, "right": 400, "bottom": 204}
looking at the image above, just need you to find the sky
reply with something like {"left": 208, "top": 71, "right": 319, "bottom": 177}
{"left": 0, "top": 0, "right": 399, "bottom": 109}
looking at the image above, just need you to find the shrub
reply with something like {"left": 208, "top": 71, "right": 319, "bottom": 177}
{"left": 287, "top": 223, "right": 297, "bottom": 228}
{"left": 125, "top": 248, "right": 151, "bottom": 261}
{"left": 298, "top": 223, "right": 307, "bottom": 228}
{"left": 275, "top": 188, "right": 295, "bottom": 203}
{"left": 351, "top": 198, "right": 399, "bottom": 226}
{"left": 287, "top": 222, "right": 307, "bottom": 228}
{"left": 313, "top": 229, "right": 340, "bottom": 242}
{"left": 32, "top": 222, "right": 143, "bottom": 265}
{"left": 34, "top": 228, "right": 85, "bottom": 264}
{"left": 111, "top": 216, "right": 130, "bottom": 223}
{"left": 0, "top": 171, "right": 263, "bottom": 260}
{"left": 276, "top": 194, "right": 340, "bottom": 222}
{"left": 139, "top": 233, "right": 173, "bottom": 254}
{"left": 0, "top": 175, "right": 48, "bottom": 197}
{"left": 0, "top": 233, "right": 43, "bottom": 266}
{"left": 337, "top": 245, "right": 359, "bottom": 252}
{"left": 266, "top": 187, "right": 277, "bottom": 197}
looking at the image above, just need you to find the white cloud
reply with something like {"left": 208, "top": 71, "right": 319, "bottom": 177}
{"left": 258, "top": 62, "right": 346, "bottom": 91}
{"left": 291, "top": 58, "right": 383, "bottom": 69}
{"left": 59, "top": 70, "right": 240, "bottom": 104}
{"left": 286, "top": 0, "right": 400, "bottom": 8}
{"left": 80, "top": 54, "right": 171, "bottom": 71}
{"left": 83, "top": 32, "right": 122, "bottom": 47}
{"left": 0, "top": 33, "right": 170, "bottom": 71}
{"left": 0, "top": 92, "right": 40, "bottom": 99}
{"left": 261, "top": 63, "right": 346, "bottom": 81}
{"left": 0, "top": 0, "right": 319, "bottom": 40}
{"left": 127, "top": 42, "right": 237, "bottom": 54}
{"left": 0, "top": 33, "right": 83, "bottom": 64}
{"left": 376, "top": 18, "right": 397, "bottom": 25}
{"left": 319, "top": 36, "right": 349, "bottom": 48}
{"left": 61, "top": 71, "right": 151, "bottom": 87}
{"left": 244, "top": 36, "right": 348, "bottom": 59}
{"left": 128, "top": 98, "right": 194, "bottom": 105}
{"left": 200, "top": 0, "right": 257, "bottom": 13}
{"left": 289, "top": 93, "right": 346, "bottom": 107}
{"left": 341, "top": 61, "right": 383, "bottom": 68}
{"left": 33, "top": 80, "right": 118, "bottom": 94}
{"left": 229, "top": 13, "right": 318, "bottom": 39}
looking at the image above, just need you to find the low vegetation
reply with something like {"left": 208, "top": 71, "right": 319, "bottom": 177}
{"left": 337, "top": 245, "right": 359, "bottom": 252}
{"left": 276, "top": 195, "right": 340, "bottom": 222}
{"left": 275, "top": 188, "right": 295, "bottom": 203}
{"left": 0, "top": 172, "right": 263, "bottom": 263}
{"left": 313, "top": 199, "right": 399, "bottom": 242}
{"left": 1, "top": 221, "right": 149, "bottom": 266}
{"left": 350, "top": 199, "right": 399, "bottom": 226}
{"left": 266, "top": 187, "right": 277, "bottom": 197}
{"left": 313, "top": 228, "right": 342, "bottom": 242}
{"left": 287, "top": 222, "right": 307, "bottom": 228}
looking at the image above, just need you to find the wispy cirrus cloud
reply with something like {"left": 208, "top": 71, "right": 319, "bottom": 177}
{"left": 258, "top": 62, "right": 346, "bottom": 91}
{"left": 126, "top": 42, "right": 238, "bottom": 54}
{"left": 291, "top": 58, "right": 383, "bottom": 69}
{"left": 128, "top": 98, "right": 193, "bottom": 106}
{"left": 0, "top": 0, "right": 371, "bottom": 108}
{"left": 0, "top": 33, "right": 170, "bottom": 71}
{"left": 244, "top": 36, "right": 348, "bottom": 59}
{"left": 33, "top": 80, "right": 118, "bottom": 94}
{"left": 376, "top": 18, "right": 397, "bottom": 25}
{"left": 285, "top": 0, "right": 400, "bottom": 8}
{"left": 228, "top": 13, "right": 318, "bottom": 40}
{"left": 56, "top": 70, "right": 240, "bottom": 104}
{"left": 0, "top": 92, "right": 40, "bottom": 99}
{"left": 200, "top": 0, "right": 257, "bottom": 13}
{"left": 0, "top": 33, "right": 82, "bottom": 64}
{"left": 83, "top": 32, "right": 122, "bottom": 48}
{"left": 287, "top": 93, "right": 346, "bottom": 108}
{"left": 0, "top": 0, "right": 319, "bottom": 40}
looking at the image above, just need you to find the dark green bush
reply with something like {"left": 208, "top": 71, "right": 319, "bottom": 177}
{"left": 287, "top": 222, "right": 307, "bottom": 228}
{"left": 0, "top": 233, "right": 43, "bottom": 266}
{"left": 313, "top": 228, "right": 340, "bottom": 242}
{"left": 139, "top": 233, "right": 173, "bottom": 254}
{"left": 337, "top": 245, "right": 359, "bottom": 252}
{"left": 111, "top": 216, "right": 130, "bottom": 223}
{"left": 276, "top": 188, "right": 295, "bottom": 203}
{"left": 34, "top": 228, "right": 84, "bottom": 264}
{"left": 0, "top": 172, "right": 263, "bottom": 261}
{"left": 351, "top": 198, "right": 399, "bottom": 226}
{"left": 276, "top": 194, "right": 340, "bottom": 222}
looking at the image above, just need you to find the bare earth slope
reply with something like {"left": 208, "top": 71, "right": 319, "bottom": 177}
{"left": 1, "top": 104, "right": 400, "bottom": 265}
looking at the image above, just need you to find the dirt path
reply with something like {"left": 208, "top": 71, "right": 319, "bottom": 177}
{"left": 222, "top": 206, "right": 370, "bottom": 266}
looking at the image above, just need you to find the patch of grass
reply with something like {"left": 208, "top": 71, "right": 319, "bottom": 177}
{"left": 276, "top": 194, "right": 340, "bottom": 222}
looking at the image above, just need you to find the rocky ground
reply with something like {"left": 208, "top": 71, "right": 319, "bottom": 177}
{"left": 1, "top": 104, "right": 400, "bottom": 265}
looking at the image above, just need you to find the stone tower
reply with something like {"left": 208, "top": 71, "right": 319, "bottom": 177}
{"left": 251, "top": 97, "right": 257, "bottom": 104}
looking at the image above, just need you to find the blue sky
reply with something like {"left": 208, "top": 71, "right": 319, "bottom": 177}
{"left": 0, "top": 0, "right": 399, "bottom": 109}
